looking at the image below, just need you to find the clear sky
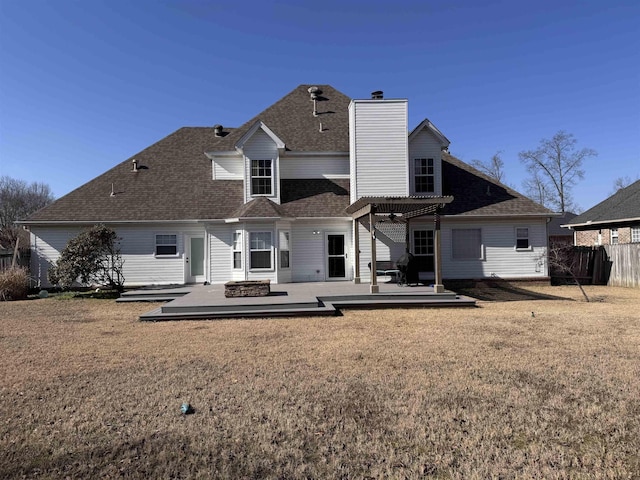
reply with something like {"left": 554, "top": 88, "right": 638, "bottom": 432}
{"left": 1, "top": 0, "right": 638, "bottom": 212}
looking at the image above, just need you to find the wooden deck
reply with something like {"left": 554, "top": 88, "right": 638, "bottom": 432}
{"left": 118, "top": 281, "right": 476, "bottom": 321}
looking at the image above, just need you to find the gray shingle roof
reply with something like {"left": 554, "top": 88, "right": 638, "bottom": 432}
{"left": 441, "top": 152, "right": 552, "bottom": 216}
{"left": 210, "top": 84, "right": 350, "bottom": 153}
{"left": 25, "top": 85, "right": 552, "bottom": 224}
{"left": 564, "top": 179, "right": 640, "bottom": 228}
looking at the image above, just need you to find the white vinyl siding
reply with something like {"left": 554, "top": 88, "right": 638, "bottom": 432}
{"left": 408, "top": 129, "right": 443, "bottom": 195}
{"left": 439, "top": 219, "right": 548, "bottom": 279}
{"left": 280, "top": 155, "right": 349, "bottom": 179}
{"left": 243, "top": 128, "right": 279, "bottom": 203}
{"left": 208, "top": 224, "right": 234, "bottom": 284}
{"left": 212, "top": 156, "right": 243, "bottom": 180}
{"left": 31, "top": 223, "right": 208, "bottom": 287}
{"left": 291, "top": 219, "right": 352, "bottom": 282}
{"left": 349, "top": 99, "right": 408, "bottom": 202}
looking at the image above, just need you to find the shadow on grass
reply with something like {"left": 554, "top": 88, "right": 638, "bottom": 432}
{"left": 449, "top": 279, "right": 573, "bottom": 302}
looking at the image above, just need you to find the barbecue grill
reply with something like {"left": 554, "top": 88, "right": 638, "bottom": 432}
{"left": 396, "top": 252, "right": 419, "bottom": 286}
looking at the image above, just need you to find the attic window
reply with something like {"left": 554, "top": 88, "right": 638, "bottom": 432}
{"left": 251, "top": 159, "right": 273, "bottom": 196}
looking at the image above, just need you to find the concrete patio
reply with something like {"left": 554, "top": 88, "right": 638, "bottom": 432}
{"left": 119, "top": 280, "right": 476, "bottom": 321}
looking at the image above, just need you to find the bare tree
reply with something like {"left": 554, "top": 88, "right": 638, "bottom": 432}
{"left": 519, "top": 131, "right": 596, "bottom": 213}
{"left": 522, "top": 169, "right": 554, "bottom": 208}
{"left": 471, "top": 151, "right": 506, "bottom": 183}
{"left": 0, "top": 176, "right": 55, "bottom": 248}
{"left": 545, "top": 242, "right": 590, "bottom": 302}
{"left": 610, "top": 175, "right": 638, "bottom": 195}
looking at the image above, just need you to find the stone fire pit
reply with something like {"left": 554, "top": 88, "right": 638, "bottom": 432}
{"left": 224, "top": 280, "right": 271, "bottom": 298}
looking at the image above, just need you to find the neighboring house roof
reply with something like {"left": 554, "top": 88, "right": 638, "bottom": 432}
{"left": 24, "top": 85, "right": 552, "bottom": 224}
{"left": 548, "top": 212, "right": 577, "bottom": 236}
{"left": 564, "top": 180, "right": 640, "bottom": 229}
{"left": 440, "top": 153, "right": 553, "bottom": 216}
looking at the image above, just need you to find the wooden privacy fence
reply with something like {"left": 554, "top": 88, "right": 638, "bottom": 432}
{"left": 0, "top": 249, "right": 31, "bottom": 273}
{"left": 604, "top": 244, "right": 640, "bottom": 288}
{"left": 551, "top": 244, "right": 640, "bottom": 288}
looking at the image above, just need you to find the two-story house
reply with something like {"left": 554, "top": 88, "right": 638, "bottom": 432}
{"left": 24, "top": 85, "right": 553, "bottom": 291}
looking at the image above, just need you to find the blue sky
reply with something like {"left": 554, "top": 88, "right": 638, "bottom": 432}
{"left": 1, "top": 0, "right": 638, "bottom": 212}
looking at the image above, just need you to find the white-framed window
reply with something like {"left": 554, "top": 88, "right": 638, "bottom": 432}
{"left": 155, "top": 234, "right": 178, "bottom": 256}
{"left": 452, "top": 228, "right": 482, "bottom": 260}
{"left": 279, "top": 230, "right": 290, "bottom": 269}
{"left": 414, "top": 158, "right": 434, "bottom": 194}
{"left": 232, "top": 231, "right": 242, "bottom": 269}
{"left": 413, "top": 229, "right": 434, "bottom": 272}
{"left": 251, "top": 159, "right": 273, "bottom": 195}
{"left": 610, "top": 228, "right": 619, "bottom": 244}
{"left": 632, "top": 226, "right": 640, "bottom": 243}
{"left": 516, "top": 227, "right": 530, "bottom": 250}
{"left": 249, "top": 231, "right": 273, "bottom": 270}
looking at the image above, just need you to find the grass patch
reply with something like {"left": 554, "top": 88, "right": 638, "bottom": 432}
{"left": 0, "top": 285, "right": 639, "bottom": 478}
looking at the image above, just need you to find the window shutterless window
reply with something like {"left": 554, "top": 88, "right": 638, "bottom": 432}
{"left": 279, "top": 231, "right": 290, "bottom": 269}
{"left": 452, "top": 228, "right": 482, "bottom": 260}
{"left": 156, "top": 234, "right": 177, "bottom": 256}
{"left": 413, "top": 229, "right": 434, "bottom": 272}
{"left": 414, "top": 158, "right": 434, "bottom": 194}
{"left": 516, "top": 227, "right": 530, "bottom": 249}
{"left": 249, "top": 232, "right": 272, "bottom": 269}
{"left": 632, "top": 226, "right": 640, "bottom": 243}
{"left": 232, "top": 231, "right": 242, "bottom": 269}
{"left": 251, "top": 159, "right": 272, "bottom": 195}
{"left": 610, "top": 228, "right": 619, "bottom": 244}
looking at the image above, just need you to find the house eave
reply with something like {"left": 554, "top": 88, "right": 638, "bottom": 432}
{"left": 562, "top": 217, "right": 640, "bottom": 230}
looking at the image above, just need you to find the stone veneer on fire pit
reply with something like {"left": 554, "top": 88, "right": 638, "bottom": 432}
{"left": 224, "top": 280, "right": 271, "bottom": 298}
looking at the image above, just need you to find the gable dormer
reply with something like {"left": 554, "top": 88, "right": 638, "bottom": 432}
{"left": 235, "top": 121, "right": 285, "bottom": 204}
{"left": 408, "top": 119, "right": 450, "bottom": 196}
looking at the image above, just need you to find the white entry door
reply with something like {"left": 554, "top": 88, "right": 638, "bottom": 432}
{"left": 326, "top": 234, "right": 347, "bottom": 280}
{"left": 186, "top": 236, "right": 205, "bottom": 283}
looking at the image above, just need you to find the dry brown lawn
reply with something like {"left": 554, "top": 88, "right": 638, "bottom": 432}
{"left": 1, "top": 285, "right": 639, "bottom": 479}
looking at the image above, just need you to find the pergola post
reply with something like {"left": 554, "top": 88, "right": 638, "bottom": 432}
{"left": 353, "top": 220, "right": 361, "bottom": 284}
{"left": 433, "top": 208, "right": 445, "bottom": 293}
{"left": 369, "top": 208, "right": 379, "bottom": 293}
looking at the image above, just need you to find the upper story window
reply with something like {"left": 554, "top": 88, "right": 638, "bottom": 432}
{"left": 414, "top": 158, "right": 434, "bottom": 194}
{"left": 155, "top": 234, "right": 177, "bottom": 256}
{"left": 251, "top": 159, "right": 272, "bottom": 195}
{"left": 632, "top": 226, "right": 640, "bottom": 243}
{"left": 610, "top": 228, "right": 619, "bottom": 244}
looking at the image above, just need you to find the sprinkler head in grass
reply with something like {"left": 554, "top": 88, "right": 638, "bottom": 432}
{"left": 181, "top": 403, "right": 194, "bottom": 415}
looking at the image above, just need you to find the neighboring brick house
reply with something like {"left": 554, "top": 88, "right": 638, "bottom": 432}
{"left": 563, "top": 180, "right": 640, "bottom": 246}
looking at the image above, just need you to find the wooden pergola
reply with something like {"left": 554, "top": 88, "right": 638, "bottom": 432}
{"left": 346, "top": 196, "right": 454, "bottom": 293}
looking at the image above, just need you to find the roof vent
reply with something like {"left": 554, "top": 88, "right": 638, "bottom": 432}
{"left": 308, "top": 86, "right": 321, "bottom": 116}
{"left": 213, "top": 124, "right": 224, "bottom": 137}
{"left": 308, "top": 86, "right": 321, "bottom": 100}
{"left": 371, "top": 90, "right": 384, "bottom": 100}
{"left": 132, "top": 158, "right": 138, "bottom": 172}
